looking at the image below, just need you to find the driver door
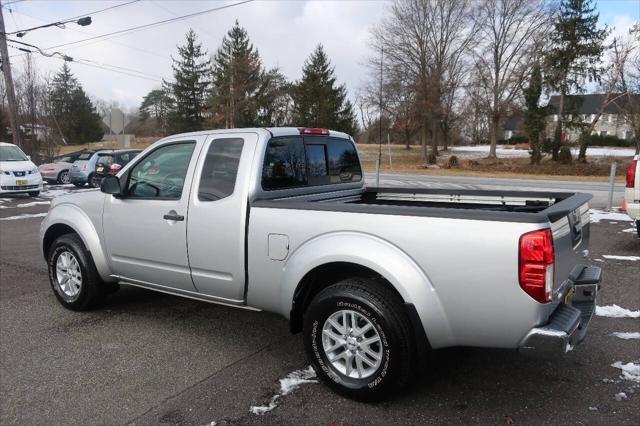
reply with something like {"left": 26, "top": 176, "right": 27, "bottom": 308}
{"left": 102, "top": 139, "right": 201, "bottom": 291}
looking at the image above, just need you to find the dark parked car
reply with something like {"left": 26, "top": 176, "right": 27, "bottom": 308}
{"left": 90, "top": 149, "right": 141, "bottom": 188}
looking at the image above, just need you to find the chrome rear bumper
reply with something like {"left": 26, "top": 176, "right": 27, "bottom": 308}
{"left": 519, "top": 265, "right": 601, "bottom": 356}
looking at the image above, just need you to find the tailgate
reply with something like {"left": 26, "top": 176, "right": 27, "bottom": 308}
{"left": 548, "top": 198, "right": 591, "bottom": 295}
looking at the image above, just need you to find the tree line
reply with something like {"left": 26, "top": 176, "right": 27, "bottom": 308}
{"left": 139, "top": 21, "right": 358, "bottom": 137}
{"left": 359, "top": 0, "right": 639, "bottom": 164}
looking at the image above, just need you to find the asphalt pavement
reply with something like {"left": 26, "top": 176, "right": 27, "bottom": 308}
{"left": 0, "top": 182, "right": 638, "bottom": 425}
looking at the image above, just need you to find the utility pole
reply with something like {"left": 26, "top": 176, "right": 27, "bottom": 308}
{"left": 375, "top": 46, "right": 383, "bottom": 187}
{"left": 0, "top": 0, "right": 23, "bottom": 147}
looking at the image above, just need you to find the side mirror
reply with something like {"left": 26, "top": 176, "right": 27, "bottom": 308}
{"left": 101, "top": 175, "right": 122, "bottom": 196}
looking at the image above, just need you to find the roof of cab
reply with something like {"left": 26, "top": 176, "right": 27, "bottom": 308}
{"left": 161, "top": 127, "right": 352, "bottom": 140}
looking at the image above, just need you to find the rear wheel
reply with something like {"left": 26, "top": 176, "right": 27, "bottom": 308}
{"left": 72, "top": 182, "right": 85, "bottom": 188}
{"left": 57, "top": 170, "right": 70, "bottom": 184}
{"left": 91, "top": 175, "right": 103, "bottom": 188}
{"left": 86, "top": 173, "right": 96, "bottom": 188}
{"left": 303, "top": 278, "right": 416, "bottom": 401}
{"left": 636, "top": 220, "right": 639, "bottom": 238}
{"left": 28, "top": 191, "right": 40, "bottom": 197}
{"left": 47, "top": 233, "right": 108, "bottom": 310}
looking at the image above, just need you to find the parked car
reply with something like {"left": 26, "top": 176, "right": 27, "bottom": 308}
{"left": 69, "top": 150, "right": 112, "bottom": 188}
{"left": 0, "top": 142, "right": 42, "bottom": 197}
{"left": 38, "top": 151, "right": 87, "bottom": 184}
{"left": 90, "top": 149, "right": 141, "bottom": 188}
{"left": 40, "top": 127, "right": 601, "bottom": 401}
{"left": 625, "top": 154, "right": 639, "bottom": 237}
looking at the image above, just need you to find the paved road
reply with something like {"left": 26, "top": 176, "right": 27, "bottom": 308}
{"left": 1, "top": 186, "right": 638, "bottom": 425}
{"left": 367, "top": 173, "right": 626, "bottom": 208}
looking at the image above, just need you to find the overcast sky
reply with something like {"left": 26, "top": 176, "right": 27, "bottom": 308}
{"left": 2, "top": 0, "right": 637, "bottom": 112}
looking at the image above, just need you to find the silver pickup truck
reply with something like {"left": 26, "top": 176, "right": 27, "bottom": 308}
{"left": 40, "top": 127, "right": 601, "bottom": 401}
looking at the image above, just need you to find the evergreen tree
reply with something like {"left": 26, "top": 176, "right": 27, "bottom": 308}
{"left": 164, "top": 29, "right": 210, "bottom": 133}
{"left": 255, "top": 67, "right": 291, "bottom": 127}
{"left": 139, "top": 88, "right": 174, "bottom": 136}
{"left": 49, "top": 63, "right": 103, "bottom": 144}
{"left": 523, "top": 62, "right": 547, "bottom": 165}
{"left": 291, "top": 45, "right": 358, "bottom": 135}
{"left": 210, "top": 20, "right": 262, "bottom": 128}
{"left": 545, "top": 0, "right": 608, "bottom": 161}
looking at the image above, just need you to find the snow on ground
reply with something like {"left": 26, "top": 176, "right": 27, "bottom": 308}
{"left": 602, "top": 255, "right": 640, "bottom": 261}
{"left": 596, "top": 305, "right": 640, "bottom": 319}
{"left": 451, "top": 145, "right": 636, "bottom": 159}
{"left": 611, "top": 362, "right": 640, "bottom": 383}
{"left": 612, "top": 332, "right": 640, "bottom": 340}
{"left": 622, "top": 227, "right": 637, "bottom": 233}
{"left": 249, "top": 366, "right": 318, "bottom": 415}
{"left": 0, "top": 212, "right": 47, "bottom": 221}
{"left": 589, "top": 209, "right": 633, "bottom": 223}
{"left": 614, "top": 392, "right": 628, "bottom": 401}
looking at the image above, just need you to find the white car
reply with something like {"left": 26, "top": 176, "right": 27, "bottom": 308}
{"left": 625, "top": 154, "right": 639, "bottom": 237}
{"left": 0, "top": 142, "right": 43, "bottom": 197}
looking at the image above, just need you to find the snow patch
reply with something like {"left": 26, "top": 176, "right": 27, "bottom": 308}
{"left": 612, "top": 362, "right": 640, "bottom": 383}
{"left": 534, "top": 328, "right": 567, "bottom": 337}
{"left": 612, "top": 332, "right": 640, "bottom": 340}
{"left": 249, "top": 366, "right": 318, "bottom": 415}
{"left": 596, "top": 305, "right": 640, "bottom": 319}
{"left": 0, "top": 212, "right": 47, "bottom": 221}
{"left": 589, "top": 209, "right": 633, "bottom": 223}
{"left": 14, "top": 201, "right": 50, "bottom": 208}
{"left": 602, "top": 255, "right": 640, "bottom": 261}
{"left": 622, "top": 227, "right": 637, "bottom": 233}
{"left": 614, "top": 392, "right": 628, "bottom": 401}
{"left": 588, "top": 406, "right": 598, "bottom": 411}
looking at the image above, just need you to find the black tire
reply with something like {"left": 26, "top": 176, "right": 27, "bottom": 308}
{"left": 636, "top": 220, "right": 639, "bottom": 238}
{"left": 91, "top": 175, "right": 103, "bottom": 188}
{"left": 86, "top": 173, "right": 96, "bottom": 188}
{"left": 47, "top": 233, "right": 108, "bottom": 311}
{"left": 72, "top": 182, "right": 85, "bottom": 188}
{"left": 57, "top": 170, "right": 70, "bottom": 184}
{"left": 303, "top": 278, "right": 415, "bottom": 401}
{"left": 28, "top": 191, "right": 40, "bottom": 197}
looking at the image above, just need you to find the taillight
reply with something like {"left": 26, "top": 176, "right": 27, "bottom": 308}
{"left": 626, "top": 160, "right": 637, "bottom": 188}
{"left": 82, "top": 164, "right": 88, "bottom": 171}
{"left": 299, "top": 127, "right": 329, "bottom": 135}
{"left": 110, "top": 163, "right": 122, "bottom": 173}
{"left": 519, "top": 228, "right": 555, "bottom": 303}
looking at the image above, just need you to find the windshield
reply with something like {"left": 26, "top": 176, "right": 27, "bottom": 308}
{"left": 0, "top": 145, "right": 29, "bottom": 161}
{"left": 56, "top": 156, "right": 73, "bottom": 163}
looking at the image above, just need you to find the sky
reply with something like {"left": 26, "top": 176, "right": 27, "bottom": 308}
{"left": 2, "top": 0, "right": 638, "bottom": 113}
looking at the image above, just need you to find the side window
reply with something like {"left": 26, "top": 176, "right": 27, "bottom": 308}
{"left": 127, "top": 142, "right": 195, "bottom": 199}
{"left": 262, "top": 137, "right": 307, "bottom": 190}
{"left": 198, "top": 138, "right": 244, "bottom": 201}
{"left": 327, "top": 139, "right": 362, "bottom": 183}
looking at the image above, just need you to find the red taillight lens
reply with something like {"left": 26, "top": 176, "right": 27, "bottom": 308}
{"left": 626, "top": 160, "right": 637, "bottom": 188}
{"left": 110, "top": 163, "right": 122, "bottom": 173}
{"left": 519, "top": 228, "right": 555, "bottom": 303}
{"left": 299, "top": 127, "right": 330, "bottom": 135}
{"left": 82, "top": 164, "right": 88, "bottom": 171}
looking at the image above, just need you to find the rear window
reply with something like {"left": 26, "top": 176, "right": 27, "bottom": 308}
{"left": 262, "top": 136, "right": 361, "bottom": 190}
{"left": 78, "top": 152, "right": 93, "bottom": 160}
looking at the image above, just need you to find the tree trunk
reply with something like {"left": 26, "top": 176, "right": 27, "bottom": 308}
{"left": 420, "top": 122, "right": 427, "bottom": 161}
{"left": 430, "top": 118, "right": 439, "bottom": 158}
{"left": 553, "top": 89, "right": 565, "bottom": 161}
{"left": 578, "top": 132, "right": 588, "bottom": 161}
{"left": 530, "top": 132, "right": 542, "bottom": 165}
{"left": 488, "top": 113, "right": 499, "bottom": 158}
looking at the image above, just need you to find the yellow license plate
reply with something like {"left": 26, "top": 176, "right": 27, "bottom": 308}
{"left": 16, "top": 179, "right": 28, "bottom": 186}
{"left": 564, "top": 288, "right": 575, "bottom": 304}
{"left": 96, "top": 166, "right": 104, "bottom": 172}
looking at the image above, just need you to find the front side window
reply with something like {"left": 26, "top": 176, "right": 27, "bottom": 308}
{"left": 198, "top": 138, "right": 244, "bottom": 201}
{"left": 126, "top": 142, "right": 195, "bottom": 199}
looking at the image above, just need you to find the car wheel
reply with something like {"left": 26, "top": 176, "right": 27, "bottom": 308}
{"left": 636, "top": 220, "right": 639, "bottom": 238}
{"left": 86, "top": 173, "right": 96, "bottom": 188}
{"left": 91, "top": 175, "right": 103, "bottom": 188}
{"left": 28, "top": 191, "right": 40, "bottom": 197}
{"left": 47, "top": 233, "right": 108, "bottom": 311}
{"left": 303, "top": 278, "right": 416, "bottom": 401}
{"left": 57, "top": 170, "right": 70, "bottom": 184}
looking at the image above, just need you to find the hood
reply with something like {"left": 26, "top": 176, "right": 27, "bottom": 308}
{"left": 39, "top": 162, "right": 72, "bottom": 170}
{"left": 0, "top": 160, "right": 37, "bottom": 172}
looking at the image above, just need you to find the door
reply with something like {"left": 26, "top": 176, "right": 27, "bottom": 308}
{"left": 103, "top": 140, "right": 200, "bottom": 291}
{"left": 186, "top": 133, "right": 257, "bottom": 301}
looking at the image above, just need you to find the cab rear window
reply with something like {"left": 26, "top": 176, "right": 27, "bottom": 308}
{"left": 262, "top": 136, "right": 361, "bottom": 190}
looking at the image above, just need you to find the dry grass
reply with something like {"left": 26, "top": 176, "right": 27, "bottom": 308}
{"left": 57, "top": 136, "right": 160, "bottom": 155}
{"left": 357, "top": 144, "right": 631, "bottom": 182}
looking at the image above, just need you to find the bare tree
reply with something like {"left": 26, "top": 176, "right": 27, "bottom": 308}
{"left": 473, "top": 0, "right": 549, "bottom": 158}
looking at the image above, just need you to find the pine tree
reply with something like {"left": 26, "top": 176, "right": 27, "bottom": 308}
{"left": 210, "top": 20, "right": 262, "bottom": 128}
{"left": 49, "top": 63, "right": 103, "bottom": 144}
{"left": 164, "top": 29, "right": 210, "bottom": 133}
{"left": 140, "top": 88, "right": 174, "bottom": 136}
{"left": 255, "top": 67, "right": 291, "bottom": 127}
{"left": 545, "top": 0, "right": 609, "bottom": 161}
{"left": 291, "top": 45, "right": 358, "bottom": 135}
{"left": 523, "top": 62, "right": 547, "bottom": 165}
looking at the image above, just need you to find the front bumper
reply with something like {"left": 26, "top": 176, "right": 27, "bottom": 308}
{"left": 0, "top": 173, "right": 43, "bottom": 193}
{"left": 39, "top": 170, "right": 60, "bottom": 181}
{"left": 519, "top": 265, "right": 601, "bottom": 356}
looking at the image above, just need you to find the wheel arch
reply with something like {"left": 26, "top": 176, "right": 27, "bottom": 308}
{"left": 281, "top": 231, "right": 454, "bottom": 349}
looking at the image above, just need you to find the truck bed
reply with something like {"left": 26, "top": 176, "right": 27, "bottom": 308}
{"left": 252, "top": 187, "right": 592, "bottom": 224}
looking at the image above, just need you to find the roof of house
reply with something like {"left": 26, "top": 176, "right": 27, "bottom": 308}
{"left": 547, "top": 94, "right": 640, "bottom": 115}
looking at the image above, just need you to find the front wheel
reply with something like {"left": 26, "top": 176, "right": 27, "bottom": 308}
{"left": 57, "top": 170, "right": 70, "bottom": 184}
{"left": 47, "top": 233, "right": 108, "bottom": 311}
{"left": 90, "top": 175, "right": 103, "bottom": 188}
{"left": 28, "top": 191, "right": 40, "bottom": 197}
{"left": 303, "top": 278, "right": 416, "bottom": 401}
{"left": 86, "top": 173, "right": 96, "bottom": 188}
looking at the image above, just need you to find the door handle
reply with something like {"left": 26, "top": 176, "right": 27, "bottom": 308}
{"left": 163, "top": 212, "right": 184, "bottom": 221}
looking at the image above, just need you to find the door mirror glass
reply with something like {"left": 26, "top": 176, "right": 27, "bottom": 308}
{"left": 101, "top": 175, "right": 121, "bottom": 195}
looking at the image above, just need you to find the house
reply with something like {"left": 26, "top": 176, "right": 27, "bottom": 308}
{"left": 546, "top": 94, "right": 638, "bottom": 142}
{"left": 503, "top": 113, "right": 524, "bottom": 140}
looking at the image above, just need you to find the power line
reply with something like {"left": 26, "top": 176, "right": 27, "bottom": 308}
{"left": 43, "top": 0, "right": 254, "bottom": 51}
{"left": 64, "top": 0, "right": 140, "bottom": 22}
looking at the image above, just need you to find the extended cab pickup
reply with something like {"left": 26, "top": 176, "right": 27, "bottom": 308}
{"left": 40, "top": 127, "right": 602, "bottom": 400}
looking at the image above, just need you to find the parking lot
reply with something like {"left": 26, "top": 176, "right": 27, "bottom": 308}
{"left": 1, "top": 183, "right": 639, "bottom": 425}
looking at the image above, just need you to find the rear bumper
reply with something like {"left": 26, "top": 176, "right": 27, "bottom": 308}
{"left": 519, "top": 265, "right": 601, "bottom": 356}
